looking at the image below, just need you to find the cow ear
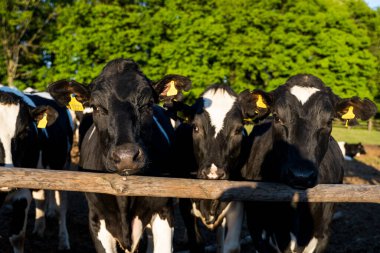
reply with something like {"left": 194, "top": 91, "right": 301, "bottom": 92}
{"left": 336, "top": 97, "right": 377, "bottom": 126}
{"left": 47, "top": 80, "right": 90, "bottom": 111}
{"left": 238, "top": 89, "right": 272, "bottom": 123}
{"left": 31, "top": 106, "right": 58, "bottom": 128}
{"left": 152, "top": 74, "right": 191, "bottom": 103}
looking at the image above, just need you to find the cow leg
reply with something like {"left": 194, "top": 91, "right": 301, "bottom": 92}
{"left": 223, "top": 201, "right": 244, "bottom": 253}
{"left": 151, "top": 213, "right": 173, "bottom": 253}
{"left": 55, "top": 190, "right": 70, "bottom": 250}
{"left": 179, "top": 199, "right": 205, "bottom": 253}
{"left": 89, "top": 217, "right": 117, "bottom": 253}
{"left": 32, "top": 189, "right": 46, "bottom": 237}
{"left": 130, "top": 216, "right": 144, "bottom": 252}
{"left": 8, "top": 189, "right": 32, "bottom": 253}
{"left": 216, "top": 218, "right": 226, "bottom": 253}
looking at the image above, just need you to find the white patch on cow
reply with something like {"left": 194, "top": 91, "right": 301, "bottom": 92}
{"left": 131, "top": 216, "right": 144, "bottom": 252}
{"left": 153, "top": 116, "right": 170, "bottom": 144}
{"left": 269, "top": 234, "right": 280, "bottom": 252}
{"left": 224, "top": 201, "right": 244, "bottom": 253}
{"left": 97, "top": 219, "right": 117, "bottom": 253}
{"left": 83, "top": 107, "right": 94, "bottom": 114}
{"left": 302, "top": 237, "right": 318, "bottom": 253}
{"left": 290, "top": 232, "right": 297, "bottom": 252}
{"left": 0, "top": 103, "right": 20, "bottom": 166}
{"left": 202, "top": 89, "right": 236, "bottom": 137}
{"left": 56, "top": 191, "right": 70, "bottom": 250}
{"left": 207, "top": 163, "right": 219, "bottom": 179}
{"left": 337, "top": 141, "right": 345, "bottom": 157}
{"left": 261, "top": 230, "right": 267, "bottom": 240}
{"left": 151, "top": 214, "right": 173, "bottom": 253}
{"left": 216, "top": 218, "right": 226, "bottom": 252}
{"left": 88, "top": 125, "right": 97, "bottom": 140}
{"left": 192, "top": 202, "right": 232, "bottom": 230}
{"left": 290, "top": 86, "right": 320, "bottom": 105}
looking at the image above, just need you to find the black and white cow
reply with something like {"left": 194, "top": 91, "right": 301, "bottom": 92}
{"left": 240, "top": 74, "right": 377, "bottom": 253}
{"left": 0, "top": 87, "right": 73, "bottom": 252}
{"left": 48, "top": 58, "right": 191, "bottom": 253}
{"left": 172, "top": 84, "right": 257, "bottom": 253}
{"left": 338, "top": 141, "right": 366, "bottom": 161}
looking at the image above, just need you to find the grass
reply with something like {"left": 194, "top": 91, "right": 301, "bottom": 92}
{"left": 332, "top": 127, "right": 380, "bottom": 145}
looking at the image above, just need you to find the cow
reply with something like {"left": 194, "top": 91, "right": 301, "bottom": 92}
{"left": 240, "top": 74, "right": 377, "bottom": 253}
{"left": 47, "top": 58, "right": 191, "bottom": 253}
{"left": 0, "top": 87, "right": 73, "bottom": 252}
{"left": 338, "top": 141, "right": 366, "bottom": 161}
{"left": 172, "top": 84, "right": 258, "bottom": 253}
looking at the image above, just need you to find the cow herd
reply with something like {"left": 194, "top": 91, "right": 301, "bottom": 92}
{"left": 0, "top": 58, "right": 377, "bottom": 253}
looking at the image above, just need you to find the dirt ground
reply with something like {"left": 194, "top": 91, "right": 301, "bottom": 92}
{"left": 1, "top": 144, "right": 380, "bottom": 253}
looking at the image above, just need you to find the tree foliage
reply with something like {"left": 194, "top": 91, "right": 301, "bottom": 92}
{"left": 0, "top": 0, "right": 379, "bottom": 107}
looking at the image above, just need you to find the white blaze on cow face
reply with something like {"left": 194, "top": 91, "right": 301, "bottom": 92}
{"left": 0, "top": 103, "right": 20, "bottom": 166}
{"left": 207, "top": 163, "right": 219, "bottom": 179}
{"left": 202, "top": 89, "right": 236, "bottom": 137}
{"left": 290, "top": 86, "right": 320, "bottom": 105}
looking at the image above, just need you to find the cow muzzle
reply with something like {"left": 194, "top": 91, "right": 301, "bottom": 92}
{"left": 199, "top": 164, "right": 227, "bottom": 180}
{"left": 286, "top": 168, "right": 317, "bottom": 189}
{"left": 109, "top": 144, "right": 145, "bottom": 175}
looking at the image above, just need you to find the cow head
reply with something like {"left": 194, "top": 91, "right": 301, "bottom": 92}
{"left": 175, "top": 84, "right": 258, "bottom": 181}
{"left": 48, "top": 58, "right": 190, "bottom": 175}
{"left": 245, "top": 74, "right": 377, "bottom": 189}
{"left": 0, "top": 90, "right": 58, "bottom": 167}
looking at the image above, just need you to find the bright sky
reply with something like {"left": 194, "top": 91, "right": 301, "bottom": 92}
{"left": 365, "top": 0, "right": 380, "bottom": 9}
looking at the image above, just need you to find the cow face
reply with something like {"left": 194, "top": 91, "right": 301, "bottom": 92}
{"left": 48, "top": 58, "right": 190, "bottom": 175}
{"left": 0, "top": 91, "right": 58, "bottom": 167}
{"left": 246, "top": 74, "right": 377, "bottom": 189}
{"left": 179, "top": 85, "right": 255, "bottom": 180}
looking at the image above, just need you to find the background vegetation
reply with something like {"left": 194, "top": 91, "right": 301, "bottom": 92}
{"left": 1, "top": 0, "right": 379, "bottom": 107}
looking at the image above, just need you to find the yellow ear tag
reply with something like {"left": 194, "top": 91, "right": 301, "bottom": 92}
{"left": 256, "top": 94, "right": 267, "bottom": 109}
{"left": 341, "top": 106, "right": 355, "bottom": 128}
{"left": 166, "top": 81, "right": 178, "bottom": 96}
{"left": 37, "top": 113, "right": 48, "bottom": 129}
{"left": 67, "top": 94, "right": 84, "bottom": 111}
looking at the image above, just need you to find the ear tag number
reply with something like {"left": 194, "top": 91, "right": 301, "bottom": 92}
{"left": 37, "top": 113, "right": 48, "bottom": 129}
{"left": 341, "top": 106, "right": 355, "bottom": 127}
{"left": 166, "top": 81, "right": 178, "bottom": 96}
{"left": 68, "top": 94, "right": 84, "bottom": 111}
{"left": 256, "top": 94, "right": 267, "bottom": 109}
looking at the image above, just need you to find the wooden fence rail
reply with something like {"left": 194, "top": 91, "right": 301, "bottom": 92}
{"left": 0, "top": 167, "right": 380, "bottom": 203}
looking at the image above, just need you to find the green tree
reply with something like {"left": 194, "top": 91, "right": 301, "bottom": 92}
{"left": 0, "top": 0, "right": 57, "bottom": 88}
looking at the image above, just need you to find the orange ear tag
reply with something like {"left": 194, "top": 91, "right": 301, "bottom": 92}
{"left": 341, "top": 106, "right": 355, "bottom": 128}
{"left": 37, "top": 113, "right": 48, "bottom": 129}
{"left": 166, "top": 81, "right": 178, "bottom": 96}
{"left": 67, "top": 94, "right": 84, "bottom": 111}
{"left": 256, "top": 94, "right": 267, "bottom": 109}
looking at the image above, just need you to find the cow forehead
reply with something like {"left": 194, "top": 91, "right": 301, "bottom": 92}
{"left": 290, "top": 85, "right": 320, "bottom": 105}
{"left": 202, "top": 89, "right": 236, "bottom": 137}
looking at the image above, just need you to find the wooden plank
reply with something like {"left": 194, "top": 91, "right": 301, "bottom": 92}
{"left": 0, "top": 167, "right": 380, "bottom": 203}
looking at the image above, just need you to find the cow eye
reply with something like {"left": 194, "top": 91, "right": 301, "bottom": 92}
{"left": 193, "top": 125, "right": 199, "bottom": 133}
{"left": 273, "top": 113, "right": 283, "bottom": 124}
{"left": 235, "top": 126, "right": 244, "bottom": 135}
{"left": 92, "top": 105, "right": 108, "bottom": 115}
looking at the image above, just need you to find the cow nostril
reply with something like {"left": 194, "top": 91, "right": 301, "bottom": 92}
{"left": 112, "top": 151, "right": 121, "bottom": 164}
{"left": 133, "top": 148, "right": 141, "bottom": 161}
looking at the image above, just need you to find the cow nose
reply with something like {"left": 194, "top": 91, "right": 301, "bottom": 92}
{"left": 200, "top": 165, "right": 227, "bottom": 180}
{"left": 287, "top": 169, "right": 317, "bottom": 189}
{"left": 110, "top": 144, "right": 145, "bottom": 173}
